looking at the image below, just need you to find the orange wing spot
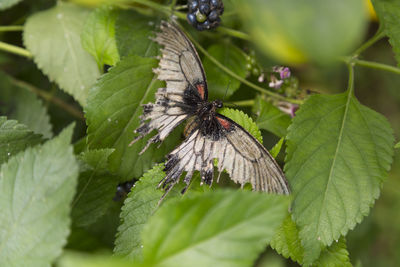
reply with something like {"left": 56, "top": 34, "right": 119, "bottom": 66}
{"left": 196, "top": 84, "right": 205, "bottom": 100}
{"left": 216, "top": 117, "right": 231, "bottom": 130}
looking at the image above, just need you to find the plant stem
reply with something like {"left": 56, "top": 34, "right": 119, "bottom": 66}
{"left": 354, "top": 59, "right": 400, "bottom": 75}
{"left": 346, "top": 61, "right": 355, "bottom": 96}
{"left": 230, "top": 99, "right": 255, "bottom": 107}
{"left": 0, "top": 41, "right": 32, "bottom": 58}
{"left": 353, "top": 28, "right": 385, "bottom": 57}
{"left": 0, "top": 25, "right": 24, "bottom": 32}
{"left": 10, "top": 78, "right": 85, "bottom": 120}
{"left": 184, "top": 30, "right": 302, "bottom": 104}
{"left": 217, "top": 27, "right": 250, "bottom": 41}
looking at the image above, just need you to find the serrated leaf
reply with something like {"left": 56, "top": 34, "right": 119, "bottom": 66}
{"left": 0, "top": 117, "right": 43, "bottom": 165}
{"left": 0, "top": 72, "right": 52, "bottom": 138}
{"left": 271, "top": 216, "right": 352, "bottom": 266}
{"left": 81, "top": 6, "right": 120, "bottom": 68}
{"left": 285, "top": 93, "right": 394, "bottom": 265}
{"left": 114, "top": 164, "right": 184, "bottom": 262}
{"left": 71, "top": 148, "right": 119, "bottom": 227}
{"left": 85, "top": 55, "right": 180, "bottom": 181}
{"left": 0, "top": 125, "right": 78, "bottom": 267}
{"left": 232, "top": 0, "right": 367, "bottom": 64}
{"left": 314, "top": 237, "right": 352, "bottom": 267}
{"left": 115, "top": 10, "right": 159, "bottom": 58}
{"left": 271, "top": 215, "right": 304, "bottom": 264}
{"left": 58, "top": 251, "right": 133, "bottom": 267}
{"left": 24, "top": 2, "right": 101, "bottom": 106}
{"left": 253, "top": 96, "right": 291, "bottom": 138}
{"left": 219, "top": 107, "right": 262, "bottom": 143}
{"left": 142, "top": 190, "right": 289, "bottom": 267}
{"left": 372, "top": 0, "right": 400, "bottom": 66}
{"left": 0, "top": 0, "right": 22, "bottom": 10}
{"left": 270, "top": 137, "right": 285, "bottom": 158}
{"left": 203, "top": 43, "right": 248, "bottom": 99}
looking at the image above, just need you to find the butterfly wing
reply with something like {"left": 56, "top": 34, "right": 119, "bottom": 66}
{"left": 161, "top": 114, "right": 290, "bottom": 195}
{"left": 131, "top": 21, "right": 208, "bottom": 152}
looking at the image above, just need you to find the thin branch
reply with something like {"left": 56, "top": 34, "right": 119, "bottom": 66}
{"left": 0, "top": 25, "right": 24, "bottom": 32}
{"left": 354, "top": 59, "right": 400, "bottom": 75}
{"left": 353, "top": 28, "right": 385, "bottom": 57}
{"left": 10, "top": 78, "right": 85, "bottom": 120}
{"left": 0, "top": 41, "right": 32, "bottom": 58}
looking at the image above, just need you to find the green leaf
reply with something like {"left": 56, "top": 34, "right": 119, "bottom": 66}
{"left": 372, "top": 0, "right": 400, "bottom": 66}
{"left": 0, "top": 125, "right": 79, "bottom": 267}
{"left": 232, "top": 0, "right": 367, "bottom": 64}
{"left": 0, "top": 0, "right": 23, "bottom": 10}
{"left": 219, "top": 107, "right": 263, "bottom": 143}
{"left": 203, "top": 43, "right": 248, "bottom": 99}
{"left": 270, "top": 215, "right": 304, "bottom": 264}
{"left": 395, "top": 141, "right": 400, "bottom": 148}
{"left": 81, "top": 6, "right": 120, "bottom": 68}
{"left": 253, "top": 96, "right": 291, "bottom": 138}
{"left": 314, "top": 237, "right": 352, "bottom": 267}
{"left": 0, "top": 117, "right": 43, "bottom": 165}
{"left": 285, "top": 93, "right": 394, "bottom": 265}
{"left": 142, "top": 190, "right": 289, "bottom": 267}
{"left": 115, "top": 10, "right": 159, "bottom": 58}
{"left": 24, "top": 2, "right": 101, "bottom": 106}
{"left": 58, "top": 251, "right": 133, "bottom": 267}
{"left": 85, "top": 55, "right": 180, "bottom": 181}
{"left": 71, "top": 149, "right": 119, "bottom": 227}
{"left": 114, "top": 164, "right": 184, "bottom": 261}
{"left": 0, "top": 72, "right": 52, "bottom": 138}
{"left": 270, "top": 137, "right": 285, "bottom": 158}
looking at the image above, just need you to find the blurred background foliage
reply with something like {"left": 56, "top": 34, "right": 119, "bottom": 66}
{"left": 1, "top": 0, "right": 399, "bottom": 266}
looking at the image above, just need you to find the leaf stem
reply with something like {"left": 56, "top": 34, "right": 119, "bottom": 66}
{"left": 346, "top": 61, "right": 355, "bottom": 96}
{"left": 353, "top": 28, "right": 385, "bottom": 57}
{"left": 10, "top": 78, "right": 85, "bottom": 120}
{"left": 0, "top": 25, "right": 24, "bottom": 32}
{"left": 183, "top": 30, "right": 302, "bottom": 104}
{"left": 354, "top": 59, "right": 400, "bottom": 75}
{"left": 229, "top": 99, "right": 255, "bottom": 107}
{"left": 0, "top": 41, "right": 32, "bottom": 58}
{"left": 217, "top": 27, "right": 250, "bottom": 41}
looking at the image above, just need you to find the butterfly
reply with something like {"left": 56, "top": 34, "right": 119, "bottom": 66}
{"left": 131, "top": 21, "right": 290, "bottom": 197}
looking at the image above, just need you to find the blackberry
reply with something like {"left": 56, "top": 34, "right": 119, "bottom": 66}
{"left": 187, "top": 0, "right": 224, "bottom": 31}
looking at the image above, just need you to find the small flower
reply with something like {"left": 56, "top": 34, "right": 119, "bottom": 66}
{"left": 280, "top": 67, "right": 291, "bottom": 79}
{"left": 277, "top": 102, "right": 298, "bottom": 117}
{"left": 269, "top": 75, "right": 283, "bottom": 89}
{"left": 272, "top": 66, "right": 291, "bottom": 80}
{"left": 258, "top": 73, "right": 265, "bottom": 83}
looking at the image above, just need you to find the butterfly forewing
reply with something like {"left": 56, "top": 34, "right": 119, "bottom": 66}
{"left": 131, "top": 21, "right": 290, "bottom": 196}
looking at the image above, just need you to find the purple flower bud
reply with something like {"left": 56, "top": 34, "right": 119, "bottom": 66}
{"left": 277, "top": 102, "right": 298, "bottom": 117}
{"left": 280, "top": 67, "right": 291, "bottom": 79}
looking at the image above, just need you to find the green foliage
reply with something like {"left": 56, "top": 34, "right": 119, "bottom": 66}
{"left": 372, "top": 0, "right": 400, "bottom": 66}
{"left": 0, "top": 72, "right": 52, "bottom": 138}
{"left": 115, "top": 10, "right": 159, "bottom": 58}
{"left": 203, "top": 43, "right": 248, "bottom": 99}
{"left": 1, "top": 1, "right": 399, "bottom": 266}
{"left": 253, "top": 96, "right": 291, "bottom": 138}
{"left": 0, "top": 125, "right": 78, "bottom": 267}
{"left": 114, "top": 164, "right": 184, "bottom": 262}
{"left": 0, "top": 117, "right": 43, "bottom": 164}
{"left": 285, "top": 93, "right": 394, "bottom": 265}
{"left": 232, "top": 0, "right": 367, "bottom": 64}
{"left": 0, "top": 0, "right": 22, "bottom": 10}
{"left": 24, "top": 2, "right": 100, "bottom": 106}
{"left": 71, "top": 148, "right": 119, "bottom": 227}
{"left": 142, "top": 190, "right": 289, "bottom": 267}
{"left": 85, "top": 55, "right": 180, "bottom": 181}
{"left": 81, "top": 6, "right": 120, "bottom": 68}
{"left": 219, "top": 107, "right": 263, "bottom": 143}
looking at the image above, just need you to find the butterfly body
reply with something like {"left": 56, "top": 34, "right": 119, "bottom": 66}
{"left": 131, "top": 21, "right": 290, "bottom": 197}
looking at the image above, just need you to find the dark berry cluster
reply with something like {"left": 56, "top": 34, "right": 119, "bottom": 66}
{"left": 187, "top": 0, "right": 224, "bottom": 31}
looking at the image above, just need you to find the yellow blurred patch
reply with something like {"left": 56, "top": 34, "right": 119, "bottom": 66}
{"left": 366, "top": 0, "right": 378, "bottom": 21}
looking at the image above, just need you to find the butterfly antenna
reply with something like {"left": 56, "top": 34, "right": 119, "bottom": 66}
{"left": 222, "top": 80, "right": 231, "bottom": 102}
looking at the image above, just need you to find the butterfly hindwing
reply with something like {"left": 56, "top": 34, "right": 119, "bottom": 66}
{"left": 161, "top": 114, "right": 290, "bottom": 195}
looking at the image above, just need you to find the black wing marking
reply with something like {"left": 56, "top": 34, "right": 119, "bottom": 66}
{"left": 160, "top": 115, "right": 290, "bottom": 195}
{"left": 130, "top": 22, "right": 208, "bottom": 152}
